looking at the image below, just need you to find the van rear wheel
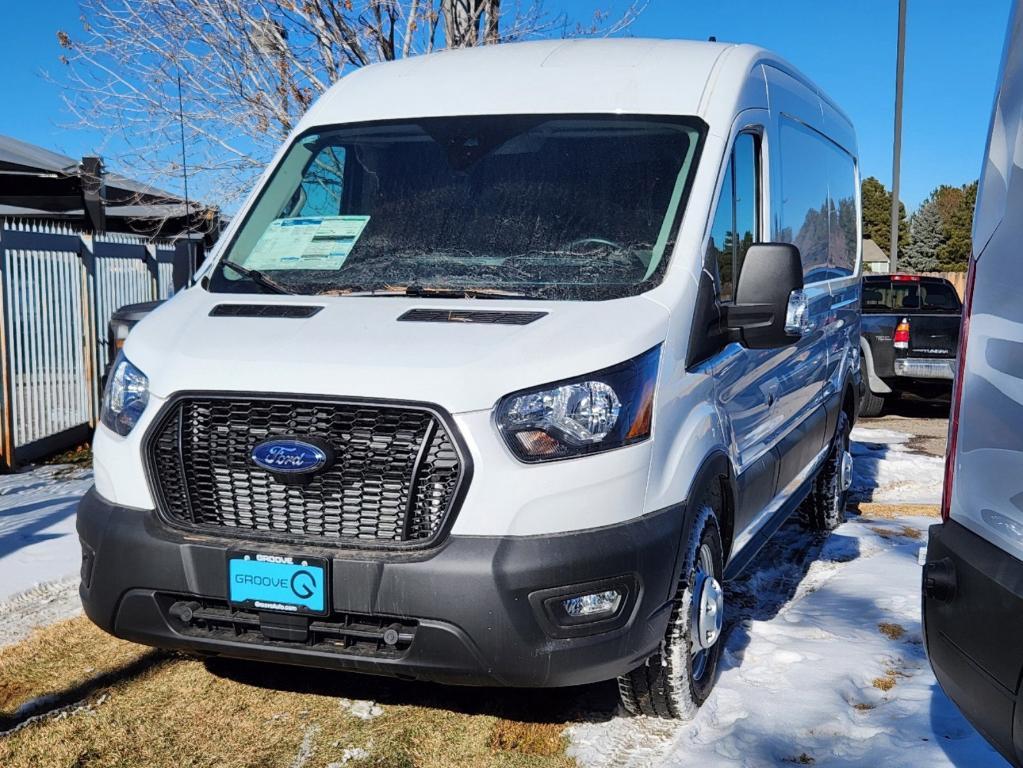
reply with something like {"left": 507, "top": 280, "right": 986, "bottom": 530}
{"left": 617, "top": 497, "right": 724, "bottom": 720}
{"left": 799, "top": 411, "right": 853, "bottom": 532}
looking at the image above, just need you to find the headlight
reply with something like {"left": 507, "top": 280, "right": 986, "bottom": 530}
{"left": 101, "top": 353, "right": 150, "bottom": 436}
{"left": 496, "top": 346, "right": 660, "bottom": 462}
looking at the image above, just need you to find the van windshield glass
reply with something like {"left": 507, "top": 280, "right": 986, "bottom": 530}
{"left": 209, "top": 115, "right": 703, "bottom": 300}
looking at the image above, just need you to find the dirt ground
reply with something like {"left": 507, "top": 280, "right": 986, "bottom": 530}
{"left": 865, "top": 397, "right": 950, "bottom": 458}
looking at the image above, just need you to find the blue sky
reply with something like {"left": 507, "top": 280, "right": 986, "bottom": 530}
{"left": 0, "top": 0, "right": 1010, "bottom": 212}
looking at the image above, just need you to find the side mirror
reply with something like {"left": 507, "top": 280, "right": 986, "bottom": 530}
{"left": 723, "top": 243, "right": 806, "bottom": 349}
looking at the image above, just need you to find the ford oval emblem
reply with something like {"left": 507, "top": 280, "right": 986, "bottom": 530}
{"left": 251, "top": 438, "right": 330, "bottom": 475}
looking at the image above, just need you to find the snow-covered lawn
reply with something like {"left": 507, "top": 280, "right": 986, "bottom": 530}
{"left": 850, "top": 426, "right": 945, "bottom": 506}
{"left": 0, "top": 464, "right": 92, "bottom": 645}
{"left": 569, "top": 427, "right": 1006, "bottom": 767}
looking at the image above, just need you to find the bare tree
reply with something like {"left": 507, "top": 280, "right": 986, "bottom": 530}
{"left": 54, "top": 0, "right": 645, "bottom": 217}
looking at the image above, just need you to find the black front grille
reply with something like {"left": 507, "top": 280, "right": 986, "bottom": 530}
{"left": 147, "top": 396, "right": 464, "bottom": 547}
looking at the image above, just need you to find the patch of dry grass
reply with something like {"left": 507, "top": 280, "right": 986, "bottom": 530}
{"left": 853, "top": 503, "right": 940, "bottom": 519}
{"left": 0, "top": 616, "right": 154, "bottom": 721}
{"left": 872, "top": 675, "right": 897, "bottom": 692}
{"left": 868, "top": 525, "right": 924, "bottom": 541}
{"left": 488, "top": 719, "right": 567, "bottom": 757}
{"left": 42, "top": 443, "right": 92, "bottom": 467}
{"left": 878, "top": 622, "right": 906, "bottom": 641}
{"left": 872, "top": 662, "right": 910, "bottom": 694}
{"left": 0, "top": 617, "right": 578, "bottom": 768}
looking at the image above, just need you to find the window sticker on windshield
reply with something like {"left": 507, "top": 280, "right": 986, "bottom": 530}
{"left": 245, "top": 215, "right": 370, "bottom": 271}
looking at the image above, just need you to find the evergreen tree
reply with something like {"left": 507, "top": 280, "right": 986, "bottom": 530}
{"left": 935, "top": 181, "right": 977, "bottom": 271}
{"left": 861, "top": 176, "right": 909, "bottom": 257}
{"left": 904, "top": 196, "right": 943, "bottom": 273}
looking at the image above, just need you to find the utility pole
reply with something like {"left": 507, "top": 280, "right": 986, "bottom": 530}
{"left": 890, "top": 0, "right": 907, "bottom": 273}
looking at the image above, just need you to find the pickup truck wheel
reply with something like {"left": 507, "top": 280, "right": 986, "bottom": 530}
{"left": 799, "top": 411, "right": 853, "bottom": 532}
{"left": 617, "top": 500, "right": 724, "bottom": 719}
{"left": 859, "top": 388, "right": 885, "bottom": 417}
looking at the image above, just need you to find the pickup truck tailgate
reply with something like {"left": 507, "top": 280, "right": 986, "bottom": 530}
{"left": 910, "top": 314, "right": 961, "bottom": 357}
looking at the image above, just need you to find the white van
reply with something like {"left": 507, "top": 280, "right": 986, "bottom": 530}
{"left": 923, "top": 4, "right": 1023, "bottom": 763}
{"left": 78, "top": 38, "right": 861, "bottom": 717}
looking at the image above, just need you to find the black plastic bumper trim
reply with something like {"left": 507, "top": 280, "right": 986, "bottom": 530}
{"left": 77, "top": 488, "right": 685, "bottom": 688}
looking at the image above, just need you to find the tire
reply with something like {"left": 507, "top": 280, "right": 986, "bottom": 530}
{"left": 859, "top": 388, "right": 885, "bottom": 417}
{"left": 799, "top": 411, "right": 852, "bottom": 532}
{"left": 618, "top": 492, "right": 725, "bottom": 720}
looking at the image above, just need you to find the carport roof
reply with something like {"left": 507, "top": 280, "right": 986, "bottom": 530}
{"left": 0, "top": 133, "right": 175, "bottom": 199}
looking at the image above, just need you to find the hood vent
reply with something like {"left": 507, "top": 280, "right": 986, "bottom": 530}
{"left": 210, "top": 304, "right": 323, "bottom": 318}
{"left": 398, "top": 308, "right": 547, "bottom": 326}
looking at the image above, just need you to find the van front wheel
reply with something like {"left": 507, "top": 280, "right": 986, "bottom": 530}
{"left": 617, "top": 500, "right": 724, "bottom": 719}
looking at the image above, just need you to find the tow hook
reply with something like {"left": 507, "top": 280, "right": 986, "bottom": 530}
{"left": 923, "top": 557, "right": 957, "bottom": 602}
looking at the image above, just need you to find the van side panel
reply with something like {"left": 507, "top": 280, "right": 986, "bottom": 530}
{"left": 924, "top": 10, "right": 1023, "bottom": 767}
{"left": 951, "top": 39, "right": 1023, "bottom": 559}
{"left": 643, "top": 364, "right": 733, "bottom": 514}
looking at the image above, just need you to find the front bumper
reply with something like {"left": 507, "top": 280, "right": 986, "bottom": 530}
{"left": 77, "top": 488, "right": 684, "bottom": 687}
{"left": 894, "top": 357, "right": 955, "bottom": 380}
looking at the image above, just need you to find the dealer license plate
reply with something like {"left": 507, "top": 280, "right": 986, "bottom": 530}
{"left": 227, "top": 552, "right": 328, "bottom": 616}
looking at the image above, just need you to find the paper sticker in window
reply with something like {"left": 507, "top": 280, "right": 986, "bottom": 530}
{"left": 245, "top": 215, "right": 370, "bottom": 271}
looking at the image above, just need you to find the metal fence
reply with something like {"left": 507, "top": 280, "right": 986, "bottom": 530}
{"left": 0, "top": 219, "right": 188, "bottom": 467}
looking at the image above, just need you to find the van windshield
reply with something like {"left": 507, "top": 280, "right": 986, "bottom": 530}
{"left": 209, "top": 115, "right": 703, "bottom": 300}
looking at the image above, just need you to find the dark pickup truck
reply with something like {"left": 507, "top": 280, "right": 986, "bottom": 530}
{"left": 859, "top": 274, "right": 962, "bottom": 416}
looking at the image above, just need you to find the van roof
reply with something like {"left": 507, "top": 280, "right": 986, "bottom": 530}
{"left": 296, "top": 38, "right": 850, "bottom": 131}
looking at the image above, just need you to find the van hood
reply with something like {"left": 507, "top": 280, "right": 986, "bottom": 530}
{"left": 125, "top": 288, "right": 671, "bottom": 413}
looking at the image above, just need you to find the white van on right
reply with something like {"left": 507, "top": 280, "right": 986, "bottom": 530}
{"left": 924, "top": 2, "right": 1023, "bottom": 765}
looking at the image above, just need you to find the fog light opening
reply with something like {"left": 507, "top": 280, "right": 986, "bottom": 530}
{"left": 562, "top": 589, "right": 622, "bottom": 619}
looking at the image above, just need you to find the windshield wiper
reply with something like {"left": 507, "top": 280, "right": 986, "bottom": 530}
{"left": 319, "top": 285, "right": 533, "bottom": 299}
{"left": 403, "top": 285, "right": 531, "bottom": 299}
{"left": 220, "top": 260, "right": 293, "bottom": 295}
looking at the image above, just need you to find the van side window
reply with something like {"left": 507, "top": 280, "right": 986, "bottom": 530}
{"left": 779, "top": 120, "right": 830, "bottom": 281}
{"left": 709, "top": 159, "right": 736, "bottom": 300}
{"left": 708, "top": 132, "right": 759, "bottom": 302}
{"left": 779, "top": 118, "right": 858, "bottom": 281}
{"left": 826, "top": 144, "right": 858, "bottom": 276}
{"left": 733, "top": 133, "right": 758, "bottom": 287}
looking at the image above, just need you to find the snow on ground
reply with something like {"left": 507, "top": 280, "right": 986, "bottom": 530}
{"left": 850, "top": 427, "right": 944, "bottom": 505}
{"left": 0, "top": 464, "right": 92, "bottom": 643}
{"left": 568, "top": 428, "right": 1005, "bottom": 767}
{"left": 569, "top": 515, "right": 1004, "bottom": 767}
